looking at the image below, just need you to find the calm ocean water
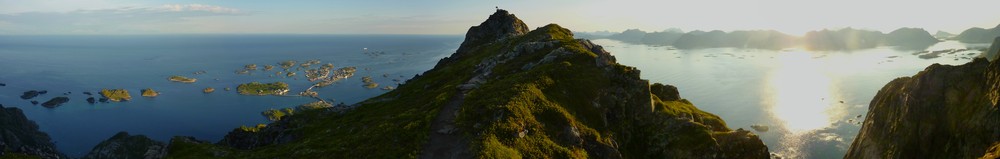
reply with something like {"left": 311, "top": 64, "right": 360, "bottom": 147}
{"left": 596, "top": 39, "right": 989, "bottom": 159}
{"left": 0, "top": 35, "right": 462, "bottom": 156}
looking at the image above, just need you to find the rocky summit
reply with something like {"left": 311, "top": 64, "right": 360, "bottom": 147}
{"left": 846, "top": 55, "right": 1000, "bottom": 158}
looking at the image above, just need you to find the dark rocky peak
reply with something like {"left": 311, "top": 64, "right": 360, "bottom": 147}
{"left": 0, "top": 106, "right": 64, "bottom": 158}
{"left": 432, "top": 10, "right": 531, "bottom": 69}
{"left": 457, "top": 9, "right": 529, "bottom": 52}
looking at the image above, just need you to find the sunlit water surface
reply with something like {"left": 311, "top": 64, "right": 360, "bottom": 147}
{"left": 596, "top": 39, "right": 988, "bottom": 158}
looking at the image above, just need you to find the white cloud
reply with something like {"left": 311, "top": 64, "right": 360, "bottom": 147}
{"left": 0, "top": 4, "right": 245, "bottom": 34}
{"left": 156, "top": 4, "right": 241, "bottom": 14}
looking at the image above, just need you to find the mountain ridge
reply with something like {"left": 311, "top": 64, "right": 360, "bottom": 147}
{"left": 158, "top": 9, "right": 768, "bottom": 158}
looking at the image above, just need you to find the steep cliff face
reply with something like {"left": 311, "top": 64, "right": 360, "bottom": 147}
{"left": 846, "top": 57, "right": 1000, "bottom": 158}
{"left": 158, "top": 9, "right": 768, "bottom": 158}
{"left": 986, "top": 37, "right": 1000, "bottom": 61}
{"left": 0, "top": 104, "right": 64, "bottom": 159}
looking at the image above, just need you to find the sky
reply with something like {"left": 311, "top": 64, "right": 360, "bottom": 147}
{"left": 2, "top": 0, "right": 1000, "bottom": 35}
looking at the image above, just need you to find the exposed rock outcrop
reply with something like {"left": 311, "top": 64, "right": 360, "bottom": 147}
{"left": 0, "top": 104, "right": 65, "bottom": 158}
{"left": 846, "top": 57, "right": 1000, "bottom": 158}
{"left": 83, "top": 132, "right": 166, "bottom": 159}
{"left": 650, "top": 83, "right": 681, "bottom": 101}
{"left": 458, "top": 9, "right": 529, "bottom": 51}
{"left": 441, "top": 9, "right": 530, "bottom": 67}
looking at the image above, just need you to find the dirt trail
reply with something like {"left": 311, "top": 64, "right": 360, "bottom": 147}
{"left": 419, "top": 90, "right": 472, "bottom": 159}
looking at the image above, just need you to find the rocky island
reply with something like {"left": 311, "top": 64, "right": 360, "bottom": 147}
{"left": 40, "top": 97, "right": 70, "bottom": 108}
{"left": 168, "top": 75, "right": 197, "bottom": 83}
{"left": 236, "top": 82, "right": 289, "bottom": 96}
{"left": 141, "top": 88, "right": 159, "bottom": 97}
{"left": 100, "top": 89, "right": 132, "bottom": 102}
{"left": 361, "top": 76, "right": 378, "bottom": 89}
{"left": 20, "top": 90, "right": 41, "bottom": 100}
{"left": 278, "top": 60, "right": 296, "bottom": 70}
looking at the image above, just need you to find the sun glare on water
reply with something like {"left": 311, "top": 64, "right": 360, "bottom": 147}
{"left": 763, "top": 51, "right": 854, "bottom": 158}
{"left": 765, "top": 51, "right": 842, "bottom": 133}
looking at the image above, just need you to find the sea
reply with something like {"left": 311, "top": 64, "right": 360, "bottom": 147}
{"left": 0, "top": 35, "right": 463, "bottom": 156}
{"left": 0, "top": 35, "right": 988, "bottom": 158}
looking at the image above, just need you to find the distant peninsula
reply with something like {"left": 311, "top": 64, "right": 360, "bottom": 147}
{"left": 954, "top": 23, "right": 1000, "bottom": 43}
{"left": 582, "top": 27, "right": 941, "bottom": 50}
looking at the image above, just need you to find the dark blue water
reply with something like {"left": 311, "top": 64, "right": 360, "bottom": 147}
{"left": 0, "top": 35, "right": 462, "bottom": 157}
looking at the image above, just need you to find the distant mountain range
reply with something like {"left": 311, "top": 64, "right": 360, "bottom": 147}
{"left": 580, "top": 24, "right": 1000, "bottom": 50}
{"left": 954, "top": 23, "right": 1000, "bottom": 43}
